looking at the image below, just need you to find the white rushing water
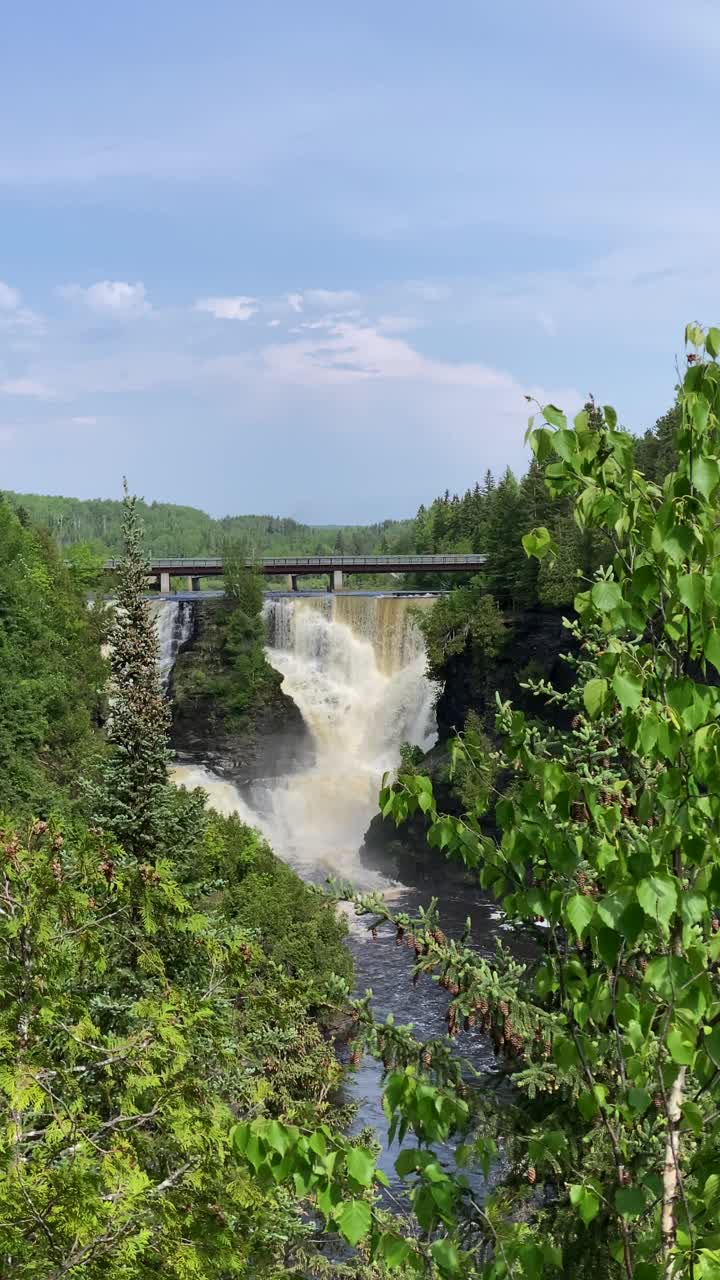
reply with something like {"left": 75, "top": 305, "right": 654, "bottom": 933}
{"left": 173, "top": 595, "right": 438, "bottom": 888}
{"left": 151, "top": 600, "right": 194, "bottom": 689}
{"left": 257, "top": 595, "right": 437, "bottom": 881}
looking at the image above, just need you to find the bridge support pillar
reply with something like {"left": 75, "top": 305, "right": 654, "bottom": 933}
{"left": 191, "top": 576, "right": 200, "bottom": 592}
{"left": 287, "top": 574, "right": 299, "bottom": 591}
{"left": 160, "top": 571, "right": 171, "bottom": 593}
{"left": 333, "top": 569, "right": 343, "bottom": 591}
{"left": 185, "top": 576, "right": 193, "bottom": 592}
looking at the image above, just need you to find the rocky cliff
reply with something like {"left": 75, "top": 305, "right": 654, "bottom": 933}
{"left": 361, "top": 606, "right": 577, "bottom": 876}
{"left": 170, "top": 599, "right": 312, "bottom": 783}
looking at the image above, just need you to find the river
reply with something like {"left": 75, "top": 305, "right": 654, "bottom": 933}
{"left": 161, "top": 594, "right": 511, "bottom": 1180}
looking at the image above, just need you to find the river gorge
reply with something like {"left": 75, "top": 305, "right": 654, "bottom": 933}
{"left": 156, "top": 593, "right": 506, "bottom": 1177}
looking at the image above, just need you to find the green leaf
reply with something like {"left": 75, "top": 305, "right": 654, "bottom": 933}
{"left": 645, "top": 954, "right": 691, "bottom": 998}
{"left": 680, "top": 892, "right": 707, "bottom": 926}
{"left": 345, "top": 1146, "right": 375, "bottom": 1188}
{"left": 615, "top": 1187, "right": 646, "bottom": 1218}
{"left": 543, "top": 404, "right": 567, "bottom": 429}
{"left": 604, "top": 405, "right": 618, "bottom": 429}
{"left": 266, "top": 1119, "right": 290, "bottom": 1155}
{"left": 627, "top": 1087, "right": 651, "bottom": 1115}
{"left": 553, "top": 429, "right": 578, "bottom": 462}
{"left": 570, "top": 1183, "right": 600, "bottom": 1225}
{"left": 592, "top": 581, "right": 622, "bottom": 612}
{"left": 309, "top": 1130, "right": 327, "bottom": 1157}
{"left": 336, "top": 1199, "right": 372, "bottom": 1246}
{"left": 678, "top": 573, "right": 705, "bottom": 612}
{"left": 693, "top": 456, "right": 720, "bottom": 500}
{"left": 522, "top": 526, "right": 553, "bottom": 560}
{"left": 566, "top": 894, "right": 595, "bottom": 941}
{"left": 553, "top": 1035, "right": 579, "bottom": 1071}
{"left": 395, "top": 1148, "right": 421, "bottom": 1177}
{"left": 637, "top": 875, "right": 677, "bottom": 928}
{"left": 706, "top": 327, "right": 720, "bottom": 358}
{"left": 661, "top": 525, "right": 694, "bottom": 562}
{"left": 705, "top": 1173, "right": 720, "bottom": 1210}
{"left": 431, "top": 1239, "right": 461, "bottom": 1274}
{"left": 692, "top": 396, "right": 710, "bottom": 433}
{"left": 583, "top": 677, "right": 609, "bottom": 718}
{"left": 667, "top": 1027, "right": 695, "bottom": 1066}
{"left": 612, "top": 667, "right": 643, "bottom": 710}
{"left": 231, "top": 1122, "right": 249, "bottom": 1154}
{"left": 379, "top": 1234, "right": 412, "bottom": 1269}
{"left": 706, "top": 628, "right": 720, "bottom": 673}
{"left": 686, "top": 323, "right": 705, "bottom": 347}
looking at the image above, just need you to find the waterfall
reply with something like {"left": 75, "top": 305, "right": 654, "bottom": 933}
{"left": 150, "top": 599, "right": 194, "bottom": 689}
{"left": 256, "top": 595, "right": 437, "bottom": 881}
{"left": 172, "top": 594, "right": 438, "bottom": 887}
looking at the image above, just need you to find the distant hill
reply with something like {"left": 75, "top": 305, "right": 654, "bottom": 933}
{"left": 4, "top": 491, "right": 416, "bottom": 559}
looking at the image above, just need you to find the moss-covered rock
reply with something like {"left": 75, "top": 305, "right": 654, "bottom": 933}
{"left": 170, "top": 598, "right": 311, "bottom": 781}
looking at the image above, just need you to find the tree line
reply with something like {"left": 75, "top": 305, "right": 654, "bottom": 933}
{"left": 4, "top": 489, "right": 416, "bottom": 560}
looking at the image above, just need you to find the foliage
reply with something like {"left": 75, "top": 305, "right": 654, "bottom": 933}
{"left": 634, "top": 405, "right": 680, "bottom": 485}
{"left": 447, "top": 711, "right": 497, "bottom": 811}
{"left": 0, "top": 803, "right": 356, "bottom": 1278}
{"left": 418, "top": 580, "right": 506, "bottom": 679}
{"left": 90, "top": 483, "right": 173, "bottom": 857}
{"left": 173, "top": 593, "right": 282, "bottom": 732}
{"left": 398, "top": 742, "right": 426, "bottom": 775}
{"left": 0, "top": 495, "right": 106, "bottom": 813}
{"left": 360, "top": 329, "right": 720, "bottom": 1277}
{"left": 0, "top": 492, "right": 360, "bottom": 1276}
{"left": 222, "top": 535, "right": 262, "bottom": 605}
{"left": 5, "top": 489, "right": 416, "bottom": 560}
{"left": 182, "top": 808, "right": 353, "bottom": 985}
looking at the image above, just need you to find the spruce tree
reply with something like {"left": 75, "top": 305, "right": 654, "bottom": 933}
{"left": 93, "top": 481, "right": 171, "bottom": 857}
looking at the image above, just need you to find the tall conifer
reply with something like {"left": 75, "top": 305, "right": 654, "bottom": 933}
{"left": 93, "top": 481, "right": 171, "bottom": 856}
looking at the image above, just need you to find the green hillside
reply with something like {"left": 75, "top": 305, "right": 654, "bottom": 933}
{"left": 4, "top": 490, "right": 416, "bottom": 558}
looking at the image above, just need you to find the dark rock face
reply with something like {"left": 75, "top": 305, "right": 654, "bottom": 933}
{"left": 169, "top": 599, "right": 312, "bottom": 784}
{"left": 360, "top": 740, "right": 463, "bottom": 884}
{"left": 361, "top": 607, "right": 577, "bottom": 872}
{"left": 435, "top": 607, "right": 577, "bottom": 741}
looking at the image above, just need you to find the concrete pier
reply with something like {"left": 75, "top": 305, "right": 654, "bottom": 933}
{"left": 160, "top": 572, "right": 171, "bottom": 593}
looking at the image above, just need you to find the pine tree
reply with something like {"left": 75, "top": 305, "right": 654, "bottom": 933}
{"left": 92, "top": 481, "right": 171, "bottom": 857}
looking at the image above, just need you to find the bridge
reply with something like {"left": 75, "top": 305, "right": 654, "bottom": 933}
{"left": 103, "top": 554, "right": 486, "bottom": 593}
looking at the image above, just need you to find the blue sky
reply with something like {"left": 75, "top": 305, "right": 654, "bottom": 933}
{"left": 0, "top": 0, "right": 716, "bottom": 521}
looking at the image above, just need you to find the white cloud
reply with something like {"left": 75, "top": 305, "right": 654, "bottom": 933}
{"left": 286, "top": 293, "right": 304, "bottom": 313}
{"left": 0, "top": 282, "right": 21, "bottom": 311}
{"left": 0, "top": 280, "right": 43, "bottom": 333}
{"left": 267, "top": 319, "right": 281, "bottom": 327}
{"left": 195, "top": 295, "right": 257, "bottom": 321}
{"left": 60, "top": 280, "right": 151, "bottom": 316}
{"left": 302, "top": 288, "right": 361, "bottom": 308}
{"left": 70, "top": 414, "right": 98, "bottom": 426}
{"left": 256, "top": 321, "right": 511, "bottom": 388}
{"left": 377, "top": 314, "right": 421, "bottom": 334}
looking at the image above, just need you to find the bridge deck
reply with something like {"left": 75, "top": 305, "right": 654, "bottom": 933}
{"left": 104, "top": 553, "right": 485, "bottom": 576}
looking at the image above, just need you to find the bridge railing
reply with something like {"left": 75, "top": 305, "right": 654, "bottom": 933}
{"left": 104, "top": 554, "right": 486, "bottom": 571}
